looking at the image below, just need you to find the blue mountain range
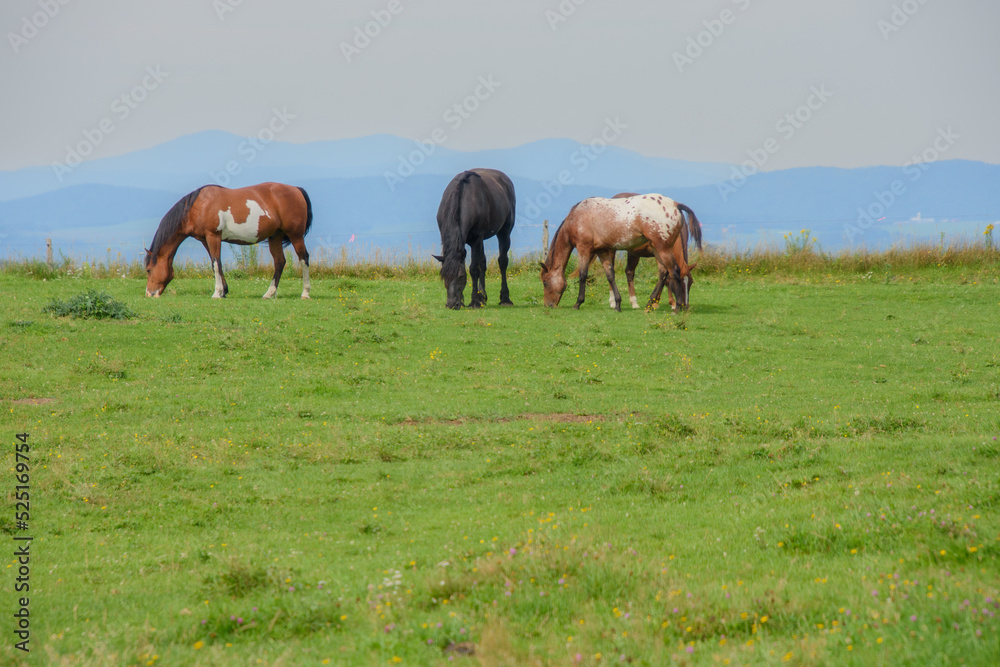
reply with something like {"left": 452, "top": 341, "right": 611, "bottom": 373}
{"left": 1, "top": 130, "right": 997, "bottom": 261}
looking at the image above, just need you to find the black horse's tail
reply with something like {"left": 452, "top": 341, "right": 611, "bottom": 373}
{"left": 286, "top": 186, "right": 314, "bottom": 248}
{"left": 676, "top": 203, "right": 703, "bottom": 251}
{"left": 146, "top": 186, "right": 205, "bottom": 268}
{"left": 439, "top": 171, "right": 481, "bottom": 278}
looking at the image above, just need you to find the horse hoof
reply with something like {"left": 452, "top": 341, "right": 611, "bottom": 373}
{"left": 499, "top": 300, "right": 514, "bottom": 307}
{"left": 301, "top": 294, "right": 311, "bottom": 300}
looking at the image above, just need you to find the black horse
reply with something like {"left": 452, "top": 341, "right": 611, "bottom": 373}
{"left": 433, "top": 169, "right": 516, "bottom": 309}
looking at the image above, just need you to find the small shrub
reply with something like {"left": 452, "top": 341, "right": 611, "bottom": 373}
{"left": 783, "top": 229, "right": 819, "bottom": 255}
{"left": 43, "top": 289, "right": 136, "bottom": 320}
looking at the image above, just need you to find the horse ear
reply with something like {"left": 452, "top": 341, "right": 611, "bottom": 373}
{"left": 539, "top": 262, "right": 548, "bottom": 272}
{"left": 432, "top": 254, "right": 444, "bottom": 263}
{"left": 687, "top": 262, "right": 698, "bottom": 272}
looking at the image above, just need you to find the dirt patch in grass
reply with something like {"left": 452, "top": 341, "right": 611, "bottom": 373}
{"left": 10, "top": 397, "right": 56, "bottom": 405}
{"left": 396, "top": 413, "right": 607, "bottom": 426}
{"left": 522, "top": 413, "right": 605, "bottom": 423}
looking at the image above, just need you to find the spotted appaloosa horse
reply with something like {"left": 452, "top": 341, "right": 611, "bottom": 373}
{"left": 539, "top": 194, "right": 696, "bottom": 311}
{"left": 144, "top": 183, "right": 313, "bottom": 299}
{"left": 433, "top": 169, "right": 516, "bottom": 309}
{"left": 587, "top": 192, "right": 703, "bottom": 311}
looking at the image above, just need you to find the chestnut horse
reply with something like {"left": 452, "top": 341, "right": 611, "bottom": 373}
{"left": 574, "top": 192, "right": 702, "bottom": 311}
{"left": 433, "top": 169, "right": 516, "bottom": 309}
{"left": 539, "top": 194, "right": 694, "bottom": 310}
{"left": 144, "top": 183, "right": 313, "bottom": 299}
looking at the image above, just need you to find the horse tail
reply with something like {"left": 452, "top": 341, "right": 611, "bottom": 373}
{"left": 287, "top": 186, "right": 314, "bottom": 248}
{"left": 676, "top": 203, "right": 703, "bottom": 251}
{"left": 441, "top": 171, "right": 479, "bottom": 254}
{"left": 457, "top": 170, "right": 485, "bottom": 232}
{"left": 147, "top": 186, "right": 205, "bottom": 268}
{"left": 680, "top": 215, "right": 690, "bottom": 265}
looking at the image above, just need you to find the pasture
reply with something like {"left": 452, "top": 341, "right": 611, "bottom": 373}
{"left": 2, "top": 259, "right": 999, "bottom": 666}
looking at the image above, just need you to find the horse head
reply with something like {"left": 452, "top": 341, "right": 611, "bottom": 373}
{"left": 539, "top": 261, "right": 567, "bottom": 308}
{"left": 437, "top": 250, "right": 467, "bottom": 309}
{"left": 144, "top": 249, "right": 172, "bottom": 297}
{"left": 667, "top": 261, "right": 697, "bottom": 311}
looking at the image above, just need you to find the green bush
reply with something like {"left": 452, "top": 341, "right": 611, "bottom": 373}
{"left": 43, "top": 289, "right": 136, "bottom": 320}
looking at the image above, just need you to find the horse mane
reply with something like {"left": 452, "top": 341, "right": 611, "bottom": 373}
{"left": 676, "top": 203, "right": 703, "bottom": 251}
{"left": 439, "top": 171, "right": 481, "bottom": 282}
{"left": 544, "top": 205, "right": 575, "bottom": 267}
{"left": 290, "top": 186, "right": 314, "bottom": 248}
{"left": 146, "top": 186, "right": 206, "bottom": 267}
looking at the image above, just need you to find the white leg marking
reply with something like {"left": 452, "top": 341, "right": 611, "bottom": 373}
{"left": 300, "top": 262, "right": 311, "bottom": 299}
{"left": 212, "top": 260, "right": 224, "bottom": 298}
{"left": 262, "top": 279, "right": 277, "bottom": 299}
{"left": 630, "top": 295, "right": 640, "bottom": 309}
{"left": 608, "top": 291, "right": 616, "bottom": 309}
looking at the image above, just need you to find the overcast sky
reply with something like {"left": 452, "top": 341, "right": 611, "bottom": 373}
{"left": 1, "top": 0, "right": 998, "bottom": 172}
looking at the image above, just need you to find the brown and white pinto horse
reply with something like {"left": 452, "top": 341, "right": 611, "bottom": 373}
{"left": 144, "top": 183, "right": 313, "bottom": 299}
{"left": 539, "top": 194, "right": 693, "bottom": 310}
{"left": 574, "top": 193, "right": 702, "bottom": 311}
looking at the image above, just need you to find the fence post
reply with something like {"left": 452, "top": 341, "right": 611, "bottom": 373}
{"left": 542, "top": 219, "right": 549, "bottom": 256}
{"left": 46, "top": 238, "right": 53, "bottom": 268}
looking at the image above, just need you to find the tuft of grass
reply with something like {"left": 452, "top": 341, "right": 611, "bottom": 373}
{"left": 42, "top": 289, "right": 136, "bottom": 320}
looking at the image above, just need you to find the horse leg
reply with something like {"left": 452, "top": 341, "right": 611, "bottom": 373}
{"left": 647, "top": 267, "right": 668, "bottom": 310}
{"left": 641, "top": 246, "right": 667, "bottom": 310}
{"left": 574, "top": 249, "right": 591, "bottom": 309}
{"left": 625, "top": 252, "right": 642, "bottom": 309}
{"left": 200, "top": 239, "right": 228, "bottom": 297}
{"left": 606, "top": 254, "right": 616, "bottom": 310}
{"left": 497, "top": 229, "right": 513, "bottom": 306}
{"left": 469, "top": 241, "right": 487, "bottom": 308}
{"left": 288, "top": 236, "right": 311, "bottom": 299}
{"left": 263, "top": 236, "right": 286, "bottom": 299}
{"left": 206, "top": 235, "right": 226, "bottom": 298}
{"left": 599, "top": 250, "right": 623, "bottom": 312}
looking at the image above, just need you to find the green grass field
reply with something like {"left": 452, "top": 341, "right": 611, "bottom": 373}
{"left": 2, "top": 260, "right": 999, "bottom": 666}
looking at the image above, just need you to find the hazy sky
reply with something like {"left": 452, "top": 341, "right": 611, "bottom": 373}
{"left": 2, "top": 0, "right": 998, "bottom": 172}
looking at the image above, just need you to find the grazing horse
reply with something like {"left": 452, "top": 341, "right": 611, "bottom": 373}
{"left": 433, "top": 169, "right": 516, "bottom": 309}
{"left": 144, "top": 183, "right": 313, "bottom": 299}
{"left": 539, "top": 194, "right": 693, "bottom": 310}
{"left": 575, "top": 193, "right": 702, "bottom": 311}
